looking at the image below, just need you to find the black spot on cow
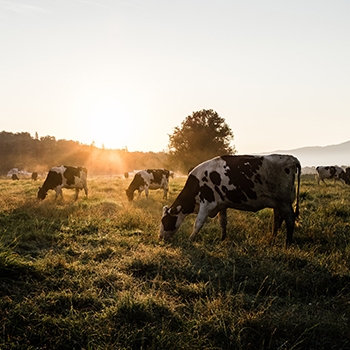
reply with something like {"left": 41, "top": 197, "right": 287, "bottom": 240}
{"left": 226, "top": 188, "right": 247, "bottom": 204}
{"left": 199, "top": 184, "right": 215, "bottom": 203}
{"left": 47, "top": 171, "right": 63, "bottom": 189}
{"left": 135, "top": 174, "right": 146, "bottom": 187}
{"left": 254, "top": 173, "right": 262, "bottom": 184}
{"left": 329, "top": 166, "right": 336, "bottom": 177}
{"left": 169, "top": 174, "right": 199, "bottom": 214}
{"left": 222, "top": 155, "right": 262, "bottom": 185}
{"left": 210, "top": 171, "right": 221, "bottom": 186}
{"left": 221, "top": 156, "right": 260, "bottom": 203}
{"left": 214, "top": 185, "right": 225, "bottom": 201}
{"left": 64, "top": 166, "right": 81, "bottom": 186}
{"left": 285, "top": 168, "right": 290, "bottom": 175}
{"left": 201, "top": 170, "right": 209, "bottom": 182}
{"left": 245, "top": 186, "right": 258, "bottom": 200}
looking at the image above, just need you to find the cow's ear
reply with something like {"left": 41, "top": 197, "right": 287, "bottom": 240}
{"left": 162, "top": 205, "right": 169, "bottom": 215}
{"left": 170, "top": 205, "right": 182, "bottom": 215}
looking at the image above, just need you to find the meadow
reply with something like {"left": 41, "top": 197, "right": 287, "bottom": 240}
{"left": 0, "top": 174, "right": 349, "bottom": 350}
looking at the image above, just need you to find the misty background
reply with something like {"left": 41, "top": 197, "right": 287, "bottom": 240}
{"left": 1, "top": 131, "right": 349, "bottom": 177}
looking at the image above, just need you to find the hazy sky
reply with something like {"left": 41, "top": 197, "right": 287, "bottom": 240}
{"left": 1, "top": 0, "right": 349, "bottom": 154}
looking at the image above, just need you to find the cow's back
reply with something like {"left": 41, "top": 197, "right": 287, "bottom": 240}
{"left": 190, "top": 154, "right": 299, "bottom": 211}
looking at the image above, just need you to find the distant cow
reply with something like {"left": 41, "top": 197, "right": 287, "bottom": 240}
{"left": 126, "top": 169, "right": 170, "bottom": 201}
{"left": 160, "top": 154, "right": 301, "bottom": 247}
{"left": 31, "top": 172, "right": 38, "bottom": 181}
{"left": 38, "top": 166, "right": 88, "bottom": 200}
{"left": 315, "top": 166, "right": 345, "bottom": 185}
{"left": 11, "top": 174, "right": 19, "bottom": 180}
{"left": 343, "top": 167, "right": 350, "bottom": 185}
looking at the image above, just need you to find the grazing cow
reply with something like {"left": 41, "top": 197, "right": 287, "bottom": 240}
{"left": 315, "top": 166, "right": 345, "bottom": 185}
{"left": 11, "top": 174, "right": 19, "bottom": 180}
{"left": 31, "top": 172, "right": 38, "bottom": 181}
{"left": 126, "top": 169, "right": 170, "bottom": 201}
{"left": 38, "top": 166, "right": 88, "bottom": 200}
{"left": 160, "top": 154, "right": 301, "bottom": 247}
{"left": 343, "top": 167, "right": 350, "bottom": 185}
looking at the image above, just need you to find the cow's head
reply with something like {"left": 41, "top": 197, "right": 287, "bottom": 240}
{"left": 125, "top": 188, "right": 134, "bottom": 201}
{"left": 159, "top": 205, "right": 186, "bottom": 240}
{"left": 37, "top": 187, "right": 47, "bottom": 200}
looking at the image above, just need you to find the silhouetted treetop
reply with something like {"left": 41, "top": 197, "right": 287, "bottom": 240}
{"left": 167, "top": 109, "right": 235, "bottom": 172}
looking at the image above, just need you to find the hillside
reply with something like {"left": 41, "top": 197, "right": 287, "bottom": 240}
{"left": 263, "top": 140, "right": 350, "bottom": 167}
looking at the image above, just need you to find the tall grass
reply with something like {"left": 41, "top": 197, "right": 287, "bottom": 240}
{"left": 0, "top": 174, "right": 349, "bottom": 349}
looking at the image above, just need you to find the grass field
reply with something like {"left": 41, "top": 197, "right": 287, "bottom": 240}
{"left": 0, "top": 174, "right": 350, "bottom": 349}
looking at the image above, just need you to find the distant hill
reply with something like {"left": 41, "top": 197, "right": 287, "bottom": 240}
{"left": 261, "top": 140, "right": 350, "bottom": 168}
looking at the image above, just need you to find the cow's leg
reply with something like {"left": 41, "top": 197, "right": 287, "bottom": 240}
{"left": 281, "top": 204, "right": 295, "bottom": 248}
{"left": 218, "top": 209, "right": 228, "bottom": 240}
{"left": 271, "top": 208, "right": 283, "bottom": 245}
{"left": 74, "top": 188, "right": 79, "bottom": 201}
{"left": 137, "top": 186, "right": 144, "bottom": 198}
{"left": 83, "top": 184, "right": 88, "bottom": 197}
{"left": 144, "top": 185, "right": 149, "bottom": 198}
{"left": 55, "top": 187, "right": 63, "bottom": 199}
{"left": 189, "top": 209, "right": 210, "bottom": 241}
{"left": 163, "top": 187, "right": 168, "bottom": 199}
{"left": 189, "top": 215, "right": 207, "bottom": 241}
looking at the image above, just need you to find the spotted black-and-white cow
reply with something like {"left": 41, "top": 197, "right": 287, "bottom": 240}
{"left": 160, "top": 154, "right": 301, "bottom": 247}
{"left": 315, "top": 166, "right": 345, "bottom": 185}
{"left": 343, "top": 167, "right": 350, "bottom": 185}
{"left": 38, "top": 166, "right": 88, "bottom": 200}
{"left": 126, "top": 169, "right": 170, "bottom": 201}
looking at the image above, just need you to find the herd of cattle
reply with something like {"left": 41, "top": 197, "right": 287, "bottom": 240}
{"left": 6, "top": 155, "right": 350, "bottom": 247}
{"left": 315, "top": 165, "right": 350, "bottom": 185}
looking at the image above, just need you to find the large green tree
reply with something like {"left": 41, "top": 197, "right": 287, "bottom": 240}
{"left": 167, "top": 109, "right": 235, "bottom": 173}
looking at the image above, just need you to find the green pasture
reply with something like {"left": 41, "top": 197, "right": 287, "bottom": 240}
{"left": 0, "top": 174, "right": 349, "bottom": 349}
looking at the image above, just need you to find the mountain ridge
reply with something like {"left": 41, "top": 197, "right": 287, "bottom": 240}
{"left": 260, "top": 140, "right": 350, "bottom": 167}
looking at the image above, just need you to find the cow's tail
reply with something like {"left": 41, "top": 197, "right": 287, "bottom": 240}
{"left": 294, "top": 161, "right": 301, "bottom": 220}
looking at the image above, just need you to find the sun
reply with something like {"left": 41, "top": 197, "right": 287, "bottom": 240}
{"left": 86, "top": 101, "right": 132, "bottom": 150}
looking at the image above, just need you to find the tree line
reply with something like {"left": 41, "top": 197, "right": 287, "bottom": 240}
{"left": 0, "top": 131, "right": 168, "bottom": 176}
{"left": 1, "top": 109, "right": 235, "bottom": 176}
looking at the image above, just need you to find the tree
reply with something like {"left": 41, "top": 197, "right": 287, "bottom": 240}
{"left": 167, "top": 109, "right": 235, "bottom": 173}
